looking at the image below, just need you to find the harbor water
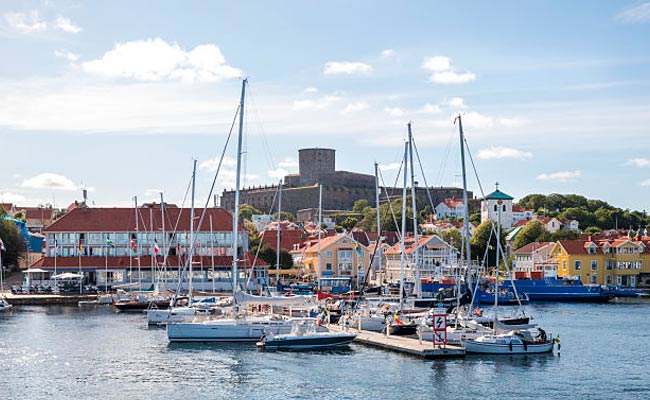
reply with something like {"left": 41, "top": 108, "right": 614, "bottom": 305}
{"left": 1, "top": 302, "right": 649, "bottom": 399}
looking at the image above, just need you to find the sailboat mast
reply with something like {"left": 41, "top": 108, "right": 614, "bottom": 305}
{"left": 457, "top": 115, "right": 473, "bottom": 289}
{"left": 399, "top": 141, "right": 408, "bottom": 309}
{"left": 407, "top": 123, "right": 420, "bottom": 297}
{"left": 160, "top": 192, "right": 166, "bottom": 288}
{"left": 189, "top": 159, "right": 197, "bottom": 297}
{"left": 494, "top": 194, "right": 502, "bottom": 330}
{"left": 317, "top": 183, "right": 323, "bottom": 291}
{"left": 374, "top": 162, "right": 381, "bottom": 286}
{"left": 276, "top": 180, "right": 282, "bottom": 282}
{"left": 232, "top": 78, "right": 247, "bottom": 297}
{"left": 134, "top": 196, "right": 141, "bottom": 289}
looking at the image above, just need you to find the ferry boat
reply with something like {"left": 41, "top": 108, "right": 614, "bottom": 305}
{"left": 501, "top": 277, "right": 614, "bottom": 302}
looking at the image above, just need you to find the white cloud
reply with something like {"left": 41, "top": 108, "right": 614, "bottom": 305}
{"left": 445, "top": 97, "right": 466, "bottom": 108}
{"left": 419, "top": 103, "right": 441, "bottom": 113}
{"left": 381, "top": 49, "right": 396, "bottom": 57}
{"left": 627, "top": 158, "right": 650, "bottom": 167}
{"left": 54, "top": 50, "right": 80, "bottom": 62}
{"left": 219, "top": 169, "right": 259, "bottom": 189}
{"left": 304, "top": 87, "right": 318, "bottom": 93}
{"left": 268, "top": 168, "right": 288, "bottom": 180}
{"left": 429, "top": 71, "right": 476, "bottom": 84}
{"left": 81, "top": 38, "right": 242, "bottom": 83}
{"left": 422, "top": 56, "right": 476, "bottom": 84}
{"left": 3, "top": 11, "right": 47, "bottom": 33}
{"left": 0, "top": 192, "right": 27, "bottom": 203}
{"left": 476, "top": 146, "right": 533, "bottom": 160}
{"left": 384, "top": 107, "right": 405, "bottom": 117}
{"left": 496, "top": 117, "right": 527, "bottom": 128}
{"left": 278, "top": 157, "right": 298, "bottom": 169}
{"left": 323, "top": 61, "right": 372, "bottom": 75}
{"left": 343, "top": 102, "right": 369, "bottom": 114}
{"left": 536, "top": 170, "right": 581, "bottom": 183}
{"left": 422, "top": 56, "right": 451, "bottom": 72}
{"left": 616, "top": 2, "right": 650, "bottom": 24}
{"left": 53, "top": 15, "right": 82, "bottom": 33}
{"left": 22, "top": 173, "right": 77, "bottom": 190}
{"left": 641, "top": 179, "right": 650, "bottom": 186}
{"left": 199, "top": 156, "right": 236, "bottom": 172}
{"left": 293, "top": 95, "right": 340, "bottom": 110}
{"left": 380, "top": 162, "right": 402, "bottom": 171}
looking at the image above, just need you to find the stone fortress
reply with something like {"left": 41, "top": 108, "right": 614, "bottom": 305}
{"left": 220, "top": 148, "right": 472, "bottom": 219}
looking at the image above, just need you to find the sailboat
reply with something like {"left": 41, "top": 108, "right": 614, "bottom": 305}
{"left": 461, "top": 179, "right": 556, "bottom": 354}
{"left": 167, "top": 79, "right": 322, "bottom": 342}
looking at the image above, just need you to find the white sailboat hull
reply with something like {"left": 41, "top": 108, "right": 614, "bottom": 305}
{"left": 167, "top": 316, "right": 324, "bottom": 342}
{"left": 462, "top": 333, "right": 555, "bottom": 354}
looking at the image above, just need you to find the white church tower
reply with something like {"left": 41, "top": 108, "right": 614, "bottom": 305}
{"left": 481, "top": 182, "right": 515, "bottom": 229}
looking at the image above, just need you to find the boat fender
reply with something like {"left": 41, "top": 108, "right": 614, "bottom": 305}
{"left": 556, "top": 335, "right": 561, "bottom": 351}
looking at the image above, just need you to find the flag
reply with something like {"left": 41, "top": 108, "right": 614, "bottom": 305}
{"left": 0, "top": 236, "right": 5, "bottom": 252}
{"left": 106, "top": 239, "right": 115, "bottom": 248}
{"left": 355, "top": 241, "right": 362, "bottom": 256}
{"left": 78, "top": 238, "right": 83, "bottom": 252}
{"left": 130, "top": 239, "right": 136, "bottom": 250}
{"left": 393, "top": 313, "right": 405, "bottom": 326}
{"left": 153, "top": 240, "right": 160, "bottom": 255}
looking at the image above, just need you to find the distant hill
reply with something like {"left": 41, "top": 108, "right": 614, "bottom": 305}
{"left": 516, "top": 193, "right": 649, "bottom": 233}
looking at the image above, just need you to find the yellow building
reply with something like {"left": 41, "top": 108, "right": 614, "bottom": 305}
{"left": 550, "top": 238, "right": 650, "bottom": 287}
{"left": 300, "top": 233, "right": 371, "bottom": 285}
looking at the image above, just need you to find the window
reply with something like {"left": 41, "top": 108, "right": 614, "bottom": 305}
{"left": 590, "top": 274, "right": 598, "bottom": 284}
{"left": 326, "top": 263, "right": 332, "bottom": 271}
{"left": 575, "top": 260, "right": 582, "bottom": 271}
{"left": 502, "top": 205, "right": 506, "bottom": 212}
{"left": 563, "top": 261, "right": 567, "bottom": 271}
{"left": 606, "top": 260, "right": 613, "bottom": 270}
{"left": 494, "top": 205, "right": 497, "bottom": 212}
{"left": 591, "top": 260, "right": 598, "bottom": 271}
{"left": 325, "top": 251, "right": 332, "bottom": 258}
{"left": 606, "top": 275, "right": 612, "bottom": 285}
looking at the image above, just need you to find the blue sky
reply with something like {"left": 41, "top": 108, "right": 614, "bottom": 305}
{"left": 1, "top": 1, "right": 649, "bottom": 213}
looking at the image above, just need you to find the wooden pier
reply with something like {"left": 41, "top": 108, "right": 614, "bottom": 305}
{"left": 329, "top": 325, "right": 466, "bottom": 359}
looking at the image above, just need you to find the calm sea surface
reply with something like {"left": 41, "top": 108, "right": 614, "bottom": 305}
{"left": 1, "top": 301, "right": 649, "bottom": 400}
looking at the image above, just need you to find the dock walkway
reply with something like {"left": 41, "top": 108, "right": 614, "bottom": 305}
{"left": 329, "top": 325, "right": 466, "bottom": 359}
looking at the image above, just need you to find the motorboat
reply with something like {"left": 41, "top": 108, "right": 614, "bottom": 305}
{"left": 0, "top": 297, "right": 13, "bottom": 312}
{"left": 462, "top": 329, "right": 556, "bottom": 354}
{"left": 256, "top": 322, "right": 356, "bottom": 350}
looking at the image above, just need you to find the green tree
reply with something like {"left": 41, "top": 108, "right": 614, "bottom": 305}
{"left": 255, "top": 242, "right": 294, "bottom": 269}
{"left": 470, "top": 221, "right": 507, "bottom": 268}
{"left": 550, "top": 230, "right": 580, "bottom": 241}
{"left": 440, "top": 228, "right": 462, "bottom": 250}
{"left": 272, "top": 211, "right": 294, "bottom": 222}
{"left": 513, "top": 220, "right": 548, "bottom": 250}
{"left": 239, "top": 204, "right": 262, "bottom": 221}
{"left": 0, "top": 219, "right": 26, "bottom": 269}
{"left": 352, "top": 199, "right": 369, "bottom": 213}
{"left": 584, "top": 226, "right": 601, "bottom": 235}
{"left": 340, "top": 217, "right": 359, "bottom": 230}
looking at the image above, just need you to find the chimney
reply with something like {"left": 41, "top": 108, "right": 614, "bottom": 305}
{"left": 82, "top": 189, "right": 88, "bottom": 204}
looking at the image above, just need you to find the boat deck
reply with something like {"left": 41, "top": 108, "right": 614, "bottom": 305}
{"left": 328, "top": 325, "right": 466, "bottom": 359}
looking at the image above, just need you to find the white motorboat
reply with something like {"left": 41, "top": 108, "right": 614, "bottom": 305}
{"left": 167, "top": 314, "right": 325, "bottom": 342}
{"left": 256, "top": 322, "right": 356, "bottom": 350}
{"left": 462, "top": 329, "right": 556, "bottom": 354}
{"left": 0, "top": 298, "right": 13, "bottom": 312}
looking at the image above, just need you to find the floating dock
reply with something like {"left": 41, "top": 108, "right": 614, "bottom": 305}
{"left": 329, "top": 325, "right": 466, "bottom": 359}
{"left": 4, "top": 294, "right": 97, "bottom": 306}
